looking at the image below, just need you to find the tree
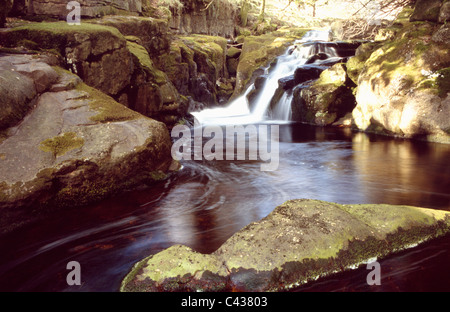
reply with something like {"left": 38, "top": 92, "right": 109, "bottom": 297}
{"left": 296, "top": 0, "right": 328, "bottom": 18}
{"left": 0, "top": 0, "right": 13, "bottom": 28}
{"left": 258, "top": 0, "right": 266, "bottom": 22}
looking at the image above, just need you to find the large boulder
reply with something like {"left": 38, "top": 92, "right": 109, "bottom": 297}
{"left": 352, "top": 21, "right": 450, "bottom": 143}
{"left": 91, "top": 15, "right": 171, "bottom": 58}
{"left": 291, "top": 63, "right": 356, "bottom": 126}
{"left": 0, "top": 54, "right": 174, "bottom": 234}
{"left": 157, "top": 35, "right": 229, "bottom": 106}
{"left": 121, "top": 199, "right": 450, "bottom": 292}
{"left": 0, "top": 22, "right": 133, "bottom": 97}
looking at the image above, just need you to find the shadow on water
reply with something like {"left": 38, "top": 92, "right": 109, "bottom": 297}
{"left": 0, "top": 123, "right": 449, "bottom": 291}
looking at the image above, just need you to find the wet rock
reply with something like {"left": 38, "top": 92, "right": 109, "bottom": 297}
{"left": 291, "top": 63, "right": 356, "bottom": 126}
{"left": 121, "top": 199, "right": 450, "bottom": 292}
{"left": 410, "top": 0, "right": 444, "bottom": 23}
{"left": 0, "top": 54, "right": 174, "bottom": 234}
{"left": 293, "top": 64, "right": 326, "bottom": 85}
{"left": 305, "top": 53, "right": 328, "bottom": 64}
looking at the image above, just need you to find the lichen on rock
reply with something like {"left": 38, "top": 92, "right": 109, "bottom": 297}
{"left": 121, "top": 199, "right": 450, "bottom": 292}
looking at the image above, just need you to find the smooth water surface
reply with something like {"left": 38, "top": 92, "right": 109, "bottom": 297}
{"left": 0, "top": 123, "right": 449, "bottom": 292}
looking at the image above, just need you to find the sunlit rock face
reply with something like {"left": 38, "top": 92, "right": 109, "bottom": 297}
{"left": 352, "top": 5, "right": 450, "bottom": 143}
{"left": 121, "top": 199, "right": 450, "bottom": 292}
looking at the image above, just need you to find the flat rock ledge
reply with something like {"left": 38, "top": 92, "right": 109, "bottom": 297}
{"left": 121, "top": 199, "right": 450, "bottom": 292}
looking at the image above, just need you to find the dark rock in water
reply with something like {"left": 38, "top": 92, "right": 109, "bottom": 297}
{"left": 334, "top": 41, "right": 363, "bottom": 57}
{"left": 291, "top": 63, "right": 356, "bottom": 126}
{"left": 294, "top": 65, "right": 327, "bottom": 85}
{"left": 278, "top": 75, "right": 296, "bottom": 90}
{"left": 254, "top": 74, "right": 269, "bottom": 91}
{"left": 305, "top": 53, "right": 328, "bottom": 64}
{"left": 189, "top": 74, "right": 217, "bottom": 105}
{"left": 315, "top": 56, "right": 347, "bottom": 67}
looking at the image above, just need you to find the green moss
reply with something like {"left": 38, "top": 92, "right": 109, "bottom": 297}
{"left": 127, "top": 41, "right": 167, "bottom": 85}
{"left": 436, "top": 67, "right": 450, "bottom": 98}
{"left": 76, "top": 83, "right": 141, "bottom": 123}
{"left": 39, "top": 132, "right": 84, "bottom": 157}
{"left": 2, "top": 21, "right": 124, "bottom": 54}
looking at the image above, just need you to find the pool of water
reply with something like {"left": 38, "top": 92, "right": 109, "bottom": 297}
{"left": 0, "top": 123, "right": 449, "bottom": 292}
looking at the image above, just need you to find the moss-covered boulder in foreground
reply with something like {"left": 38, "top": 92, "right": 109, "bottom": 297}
{"left": 121, "top": 199, "right": 450, "bottom": 292}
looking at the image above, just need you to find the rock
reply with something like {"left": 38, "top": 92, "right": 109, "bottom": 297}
{"left": 167, "top": 0, "right": 238, "bottom": 38}
{"left": 0, "top": 66, "right": 37, "bottom": 131}
{"left": 432, "top": 24, "right": 450, "bottom": 43}
{"left": 158, "top": 35, "right": 228, "bottom": 106}
{"left": 227, "top": 46, "right": 241, "bottom": 59}
{"left": 352, "top": 21, "right": 450, "bottom": 143}
{"left": 293, "top": 64, "right": 327, "bottom": 85}
{"left": 278, "top": 75, "right": 297, "bottom": 90}
{"left": 19, "top": 0, "right": 145, "bottom": 19}
{"left": 227, "top": 57, "right": 239, "bottom": 76}
{"left": 1, "top": 22, "right": 133, "bottom": 97}
{"left": 121, "top": 199, "right": 450, "bottom": 292}
{"left": 291, "top": 63, "right": 356, "bottom": 126}
{"left": 410, "top": 0, "right": 444, "bottom": 22}
{"left": 0, "top": 54, "right": 174, "bottom": 234}
{"left": 346, "top": 42, "right": 382, "bottom": 85}
{"left": 439, "top": 0, "right": 450, "bottom": 23}
{"left": 92, "top": 16, "right": 171, "bottom": 58}
{"left": 305, "top": 52, "right": 328, "bottom": 64}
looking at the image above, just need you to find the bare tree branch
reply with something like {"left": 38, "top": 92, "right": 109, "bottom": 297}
{"left": 201, "top": 0, "right": 217, "bottom": 11}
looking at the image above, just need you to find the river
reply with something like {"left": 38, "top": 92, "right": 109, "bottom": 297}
{"left": 0, "top": 123, "right": 449, "bottom": 292}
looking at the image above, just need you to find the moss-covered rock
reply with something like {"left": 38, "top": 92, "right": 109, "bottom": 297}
{"left": 157, "top": 34, "right": 229, "bottom": 106}
{"left": 410, "top": 0, "right": 444, "bottom": 23}
{"left": 91, "top": 15, "right": 171, "bottom": 58}
{"left": 291, "top": 63, "right": 356, "bottom": 126}
{"left": 0, "top": 54, "right": 174, "bottom": 234}
{"left": 0, "top": 21, "right": 133, "bottom": 97}
{"left": 352, "top": 18, "right": 450, "bottom": 143}
{"left": 121, "top": 199, "right": 450, "bottom": 292}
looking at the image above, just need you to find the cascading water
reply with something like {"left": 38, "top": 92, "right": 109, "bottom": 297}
{"left": 192, "top": 29, "right": 340, "bottom": 125}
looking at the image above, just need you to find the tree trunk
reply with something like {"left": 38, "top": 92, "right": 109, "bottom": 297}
{"left": 259, "top": 0, "right": 266, "bottom": 22}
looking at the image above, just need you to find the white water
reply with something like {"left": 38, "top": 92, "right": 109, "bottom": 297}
{"left": 192, "top": 29, "right": 335, "bottom": 126}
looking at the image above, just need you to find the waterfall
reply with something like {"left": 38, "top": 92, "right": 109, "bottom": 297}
{"left": 192, "top": 29, "right": 338, "bottom": 126}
